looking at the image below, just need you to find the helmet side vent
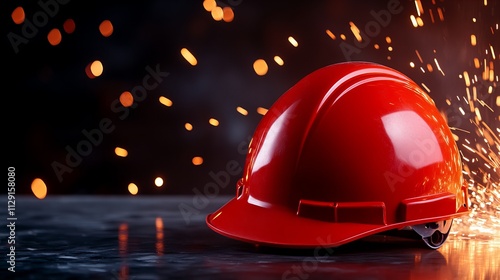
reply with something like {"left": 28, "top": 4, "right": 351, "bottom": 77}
{"left": 297, "top": 199, "right": 387, "bottom": 225}
{"left": 399, "top": 192, "right": 457, "bottom": 222}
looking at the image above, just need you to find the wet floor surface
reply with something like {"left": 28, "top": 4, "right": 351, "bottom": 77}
{"left": 2, "top": 195, "right": 499, "bottom": 279}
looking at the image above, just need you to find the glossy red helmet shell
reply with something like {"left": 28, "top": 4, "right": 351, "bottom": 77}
{"left": 207, "top": 62, "right": 469, "bottom": 249}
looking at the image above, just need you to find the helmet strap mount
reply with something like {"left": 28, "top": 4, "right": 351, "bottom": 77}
{"left": 411, "top": 219, "right": 453, "bottom": 249}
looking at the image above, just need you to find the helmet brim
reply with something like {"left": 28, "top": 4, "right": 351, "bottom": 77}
{"left": 207, "top": 196, "right": 467, "bottom": 248}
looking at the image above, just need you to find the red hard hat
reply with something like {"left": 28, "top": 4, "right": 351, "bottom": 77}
{"left": 206, "top": 62, "right": 469, "bottom": 249}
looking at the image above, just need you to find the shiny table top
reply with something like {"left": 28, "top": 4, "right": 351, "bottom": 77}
{"left": 2, "top": 195, "right": 499, "bottom": 279}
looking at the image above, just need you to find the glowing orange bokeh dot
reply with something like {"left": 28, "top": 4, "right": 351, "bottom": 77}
{"left": 203, "top": 0, "right": 216, "bottom": 11}
{"left": 47, "top": 28, "right": 62, "bottom": 46}
{"left": 99, "top": 20, "right": 114, "bottom": 37}
{"left": 211, "top": 6, "right": 223, "bottom": 21}
{"left": 236, "top": 106, "right": 248, "bottom": 116}
{"left": 159, "top": 96, "right": 173, "bottom": 107}
{"left": 209, "top": 118, "right": 219, "bottom": 126}
{"left": 180, "top": 48, "right": 198, "bottom": 66}
{"left": 257, "top": 107, "right": 268, "bottom": 115}
{"left": 120, "top": 91, "right": 134, "bottom": 107}
{"left": 114, "top": 147, "right": 128, "bottom": 157}
{"left": 85, "top": 60, "right": 104, "bottom": 79}
{"left": 11, "top": 7, "right": 25, "bottom": 24}
{"left": 31, "top": 178, "right": 47, "bottom": 199}
{"left": 222, "top": 7, "right": 234, "bottom": 22}
{"left": 128, "top": 183, "right": 138, "bottom": 195}
{"left": 253, "top": 59, "right": 268, "bottom": 76}
{"left": 90, "top": 60, "right": 104, "bottom": 77}
{"left": 63, "top": 19, "right": 76, "bottom": 34}
{"left": 192, "top": 157, "right": 204, "bottom": 165}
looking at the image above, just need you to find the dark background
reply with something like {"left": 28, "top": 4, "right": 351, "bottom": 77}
{"left": 4, "top": 0, "right": 499, "bottom": 195}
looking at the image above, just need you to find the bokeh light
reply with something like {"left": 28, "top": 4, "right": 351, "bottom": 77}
{"left": 128, "top": 183, "right": 138, "bottom": 195}
{"left": 273, "top": 56, "right": 284, "bottom": 66}
{"left": 154, "top": 177, "right": 164, "bottom": 187}
{"left": 86, "top": 60, "right": 104, "bottom": 79}
{"left": 288, "top": 36, "right": 298, "bottom": 47}
{"left": 209, "top": 118, "right": 219, "bottom": 126}
{"left": 253, "top": 59, "right": 268, "bottom": 76}
{"left": 63, "top": 19, "right": 76, "bottom": 34}
{"left": 11, "top": 7, "right": 25, "bottom": 24}
{"left": 471, "top": 34, "right": 477, "bottom": 46}
{"left": 31, "top": 178, "right": 47, "bottom": 199}
{"left": 349, "top": 21, "right": 362, "bottom": 42}
{"left": 90, "top": 60, "right": 104, "bottom": 76}
{"left": 99, "top": 20, "right": 114, "bottom": 37}
{"left": 47, "top": 28, "right": 62, "bottom": 46}
{"left": 325, "top": 29, "right": 336, "bottom": 40}
{"left": 181, "top": 48, "right": 197, "bottom": 66}
{"left": 192, "top": 157, "right": 203, "bottom": 165}
{"left": 114, "top": 147, "right": 128, "bottom": 157}
{"left": 256, "top": 107, "right": 268, "bottom": 115}
{"left": 119, "top": 91, "right": 134, "bottom": 107}
{"left": 211, "top": 6, "right": 223, "bottom": 21}
{"left": 222, "top": 7, "right": 234, "bottom": 22}
{"left": 236, "top": 106, "right": 248, "bottom": 116}
{"left": 159, "top": 96, "right": 173, "bottom": 107}
{"left": 203, "top": 0, "right": 216, "bottom": 11}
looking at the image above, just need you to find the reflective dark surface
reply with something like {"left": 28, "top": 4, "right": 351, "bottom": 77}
{"left": 2, "top": 196, "right": 499, "bottom": 279}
